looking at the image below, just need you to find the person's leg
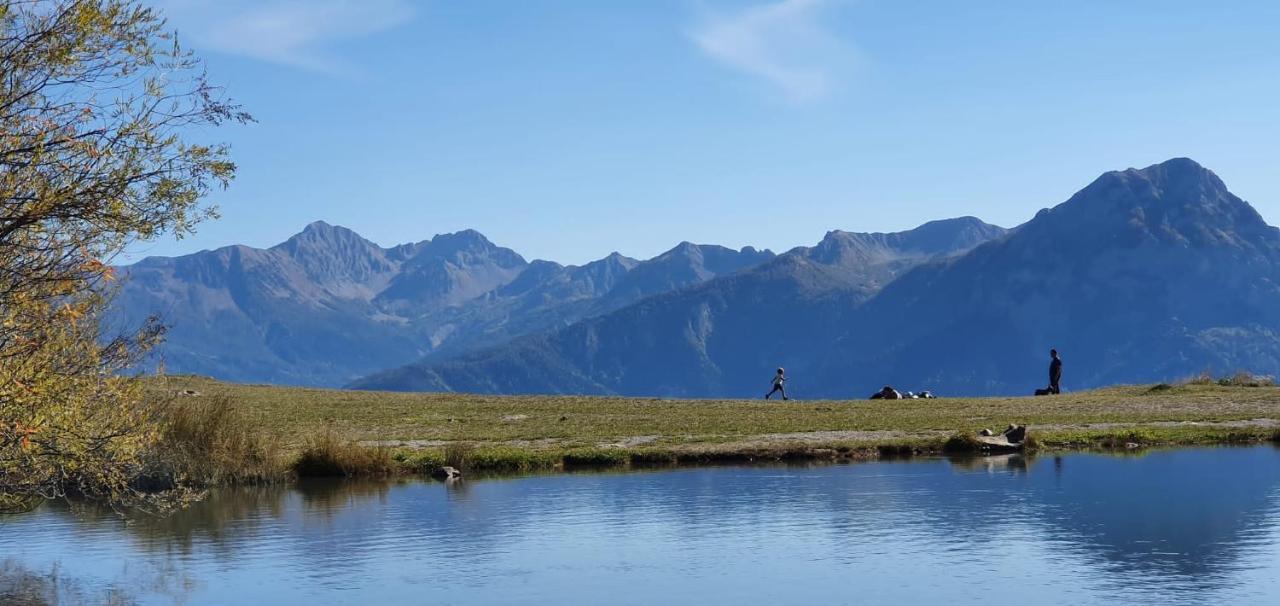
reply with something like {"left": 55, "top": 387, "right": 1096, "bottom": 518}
{"left": 780, "top": 385, "right": 788, "bottom": 400}
{"left": 765, "top": 385, "right": 777, "bottom": 399}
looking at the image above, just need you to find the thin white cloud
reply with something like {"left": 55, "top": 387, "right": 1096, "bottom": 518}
{"left": 690, "top": 0, "right": 856, "bottom": 104}
{"left": 154, "top": 0, "right": 415, "bottom": 74}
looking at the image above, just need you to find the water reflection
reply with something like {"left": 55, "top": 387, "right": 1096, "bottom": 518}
{"left": 0, "top": 558, "right": 193, "bottom": 605}
{"left": 1030, "top": 447, "right": 1280, "bottom": 591}
{"left": 2, "top": 447, "right": 1279, "bottom": 605}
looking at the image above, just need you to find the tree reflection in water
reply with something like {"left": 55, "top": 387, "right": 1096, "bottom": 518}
{"left": 2, "top": 446, "right": 1280, "bottom": 604}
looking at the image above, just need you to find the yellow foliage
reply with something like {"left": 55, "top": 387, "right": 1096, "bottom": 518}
{"left": 1, "top": 0, "right": 248, "bottom": 508}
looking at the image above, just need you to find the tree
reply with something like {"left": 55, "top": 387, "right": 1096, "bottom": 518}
{"left": 0, "top": 0, "right": 249, "bottom": 510}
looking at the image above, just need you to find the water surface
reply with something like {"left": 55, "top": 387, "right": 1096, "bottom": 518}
{"left": 5, "top": 447, "right": 1280, "bottom": 604}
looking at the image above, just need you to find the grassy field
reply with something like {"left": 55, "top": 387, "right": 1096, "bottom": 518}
{"left": 148, "top": 375, "right": 1280, "bottom": 474}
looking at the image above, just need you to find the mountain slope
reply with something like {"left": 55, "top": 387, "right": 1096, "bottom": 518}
{"left": 418, "top": 243, "right": 777, "bottom": 360}
{"left": 350, "top": 217, "right": 1007, "bottom": 394}
{"left": 356, "top": 159, "right": 1280, "bottom": 398}
{"left": 113, "top": 224, "right": 776, "bottom": 386}
{"left": 114, "top": 222, "right": 527, "bottom": 385}
{"left": 821, "top": 158, "right": 1280, "bottom": 395}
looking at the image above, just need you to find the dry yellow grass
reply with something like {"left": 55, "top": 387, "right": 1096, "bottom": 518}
{"left": 147, "top": 376, "right": 1280, "bottom": 462}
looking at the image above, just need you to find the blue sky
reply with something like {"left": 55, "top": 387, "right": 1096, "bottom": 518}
{"left": 134, "top": 0, "right": 1280, "bottom": 265}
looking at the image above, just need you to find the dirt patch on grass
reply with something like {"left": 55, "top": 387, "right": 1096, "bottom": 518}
{"left": 751, "top": 429, "right": 949, "bottom": 443}
{"left": 361, "top": 419, "right": 1280, "bottom": 451}
{"left": 1038, "top": 418, "right": 1280, "bottom": 431}
{"left": 360, "top": 437, "right": 565, "bottom": 449}
{"left": 361, "top": 439, "right": 450, "bottom": 448}
{"left": 599, "top": 435, "right": 661, "bottom": 448}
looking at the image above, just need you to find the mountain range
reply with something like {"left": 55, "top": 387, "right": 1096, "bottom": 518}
{"left": 113, "top": 221, "right": 776, "bottom": 386}
{"left": 114, "top": 158, "right": 1280, "bottom": 397}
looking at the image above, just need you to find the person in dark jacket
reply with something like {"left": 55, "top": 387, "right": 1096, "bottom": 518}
{"left": 1049, "top": 349, "right": 1063, "bottom": 394}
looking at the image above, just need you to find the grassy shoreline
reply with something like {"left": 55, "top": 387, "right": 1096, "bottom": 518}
{"left": 143, "top": 376, "right": 1280, "bottom": 479}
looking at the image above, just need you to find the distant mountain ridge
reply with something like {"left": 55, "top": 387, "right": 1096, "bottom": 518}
{"left": 349, "top": 216, "right": 1008, "bottom": 394}
{"left": 119, "top": 158, "right": 1274, "bottom": 397}
{"left": 351, "top": 158, "right": 1280, "bottom": 397}
{"left": 113, "top": 223, "right": 777, "bottom": 385}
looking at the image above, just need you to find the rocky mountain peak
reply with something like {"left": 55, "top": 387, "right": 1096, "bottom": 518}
{"left": 1034, "top": 158, "right": 1275, "bottom": 250}
{"left": 589, "top": 252, "right": 640, "bottom": 273}
{"left": 270, "top": 221, "right": 393, "bottom": 293}
{"left": 402, "top": 229, "right": 526, "bottom": 269}
{"left": 278, "top": 220, "right": 374, "bottom": 251}
{"left": 432, "top": 228, "right": 491, "bottom": 248}
{"left": 664, "top": 241, "right": 701, "bottom": 258}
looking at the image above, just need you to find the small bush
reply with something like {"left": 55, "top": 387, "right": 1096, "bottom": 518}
{"left": 149, "top": 397, "right": 286, "bottom": 486}
{"left": 292, "top": 430, "right": 394, "bottom": 477}
{"left": 444, "top": 442, "right": 475, "bottom": 469}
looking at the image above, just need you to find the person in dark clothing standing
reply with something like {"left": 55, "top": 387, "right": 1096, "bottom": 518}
{"left": 1049, "top": 349, "right": 1063, "bottom": 394}
{"left": 765, "top": 367, "right": 788, "bottom": 400}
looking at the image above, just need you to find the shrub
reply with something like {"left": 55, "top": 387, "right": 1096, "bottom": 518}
{"left": 148, "top": 397, "right": 286, "bottom": 486}
{"left": 444, "top": 442, "right": 475, "bottom": 469}
{"left": 292, "top": 430, "right": 394, "bottom": 477}
{"left": 0, "top": 0, "right": 250, "bottom": 509}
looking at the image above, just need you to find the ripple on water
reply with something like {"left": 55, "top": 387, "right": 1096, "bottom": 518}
{"left": 5, "top": 448, "right": 1280, "bottom": 604}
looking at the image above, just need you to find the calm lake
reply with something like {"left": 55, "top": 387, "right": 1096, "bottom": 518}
{"left": 5, "top": 446, "right": 1280, "bottom": 604}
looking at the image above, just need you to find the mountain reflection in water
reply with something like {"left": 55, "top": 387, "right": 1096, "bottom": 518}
{"left": 3, "top": 446, "right": 1280, "bottom": 605}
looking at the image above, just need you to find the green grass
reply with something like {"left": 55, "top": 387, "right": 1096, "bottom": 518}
{"left": 146, "top": 375, "right": 1280, "bottom": 475}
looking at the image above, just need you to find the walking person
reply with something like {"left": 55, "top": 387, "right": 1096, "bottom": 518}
{"left": 765, "top": 367, "right": 789, "bottom": 400}
{"left": 1049, "top": 349, "right": 1063, "bottom": 394}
